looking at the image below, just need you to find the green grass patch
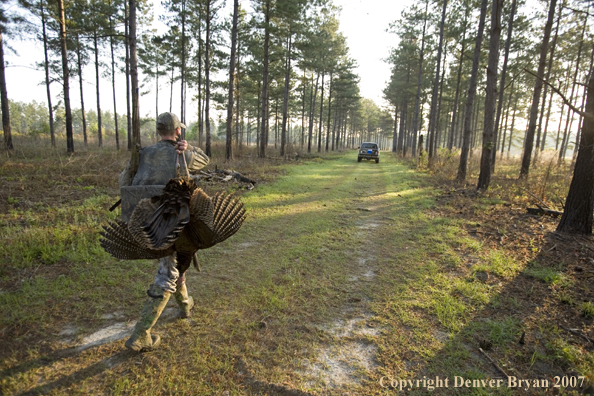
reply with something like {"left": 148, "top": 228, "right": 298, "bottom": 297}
{"left": 0, "top": 195, "right": 117, "bottom": 269}
{"left": 579, "top": 302, "right": 594, "bottom": 318}
{"left": 524, "top": 262, "right": 570, "bottom": 287}
{"left": 473, "top": 250, "right": 522, "bottom": 279}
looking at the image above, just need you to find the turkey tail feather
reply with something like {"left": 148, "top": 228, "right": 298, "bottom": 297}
{"left": 211, "top": 193, "right": 246, "bottom": 245}
{"left": 100, "top": 220, "right": 173, "bottom": 260}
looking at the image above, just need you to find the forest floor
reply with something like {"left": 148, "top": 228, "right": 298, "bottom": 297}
{"left": 0, "top": 139, "right": 593, "bottom": 395}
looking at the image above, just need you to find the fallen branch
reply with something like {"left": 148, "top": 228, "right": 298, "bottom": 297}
{"left": 214, "top": 169, "right": 258, "bottom": 184}
{"left": 518, "top": 186, "right": 550, "bottom": 209}
{"left": 479, "top": 348, "right": 510, "bottom": 379}
{"left": 526, "top": 207, "right": 564, "bottom": 217}
{"left": 559, "top": 325, "right": 594, "bottom": 345}
{"left": 193, "top": 169, "right": 256, "bottom": 189}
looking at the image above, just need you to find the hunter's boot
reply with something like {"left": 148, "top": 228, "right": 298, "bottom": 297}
{"left": 174, "top": 280, "right": 194, "bottom": 319}
{"left": 125, "top": 283, "right": 171, "bottom": 352}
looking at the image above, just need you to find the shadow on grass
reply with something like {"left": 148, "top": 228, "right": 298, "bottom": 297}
{"left": 0, "top": 344, "right": 132, "bottom": 396}
{"left": 383, "top": 230, "right": 594, "bottom": 395}
{"left": 14, "top": 350, "right": 131, "bottom": 396}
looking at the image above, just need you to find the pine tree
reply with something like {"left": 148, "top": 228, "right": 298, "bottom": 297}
{"left": 520, "top": 0, "right": 557, "bottom": 178}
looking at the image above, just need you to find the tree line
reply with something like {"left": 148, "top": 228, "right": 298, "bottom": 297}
{"left": 0, "top": 0, "right": 397, "bottom": 160}
{"left": 383, "top": 0, "right": 594, "bottom": 233}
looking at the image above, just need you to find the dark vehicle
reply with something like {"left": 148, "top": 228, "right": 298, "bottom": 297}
{"left": 357, "top": 142, "right": 380, "bottom": 163}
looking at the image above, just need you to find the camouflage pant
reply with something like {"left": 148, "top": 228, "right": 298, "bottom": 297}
{"left": 154, "top": 255, "right": 180, "bottom": 293}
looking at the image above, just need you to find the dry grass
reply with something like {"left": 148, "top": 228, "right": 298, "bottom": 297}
{"left": 427, "top": 148, "right": 574, "bottom": 211}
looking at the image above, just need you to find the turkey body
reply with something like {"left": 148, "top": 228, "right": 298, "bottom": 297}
{"left": 100, "top": 177, "right": 246, "bottom": 274}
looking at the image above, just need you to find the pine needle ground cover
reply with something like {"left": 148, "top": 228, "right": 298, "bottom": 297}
{"left": 0, "top": 143, "right": 592, "bottom": 395}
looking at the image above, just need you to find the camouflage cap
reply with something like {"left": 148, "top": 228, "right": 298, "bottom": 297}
{"left": 156, "top": 112, "right": 186, "bottom": 132}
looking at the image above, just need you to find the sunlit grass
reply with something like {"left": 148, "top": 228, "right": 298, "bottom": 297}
{"left": 472, "top": 250, "right": 522, "bottom": 279}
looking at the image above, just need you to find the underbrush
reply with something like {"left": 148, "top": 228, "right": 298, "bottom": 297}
{"left": 423, "top": 148, "right": 573, "bottom": 211}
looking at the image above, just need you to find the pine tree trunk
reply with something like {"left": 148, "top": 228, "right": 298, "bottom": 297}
{"left": 75, "top": 34, "right": 87, "bottom": 146}
{"left": 456, "top": 0, "right": 488, "bottom": 182}
{"left": 499, "top": 82, "right": 514, "bottom": 158}
{"left": 57, "top": 0, "right": 73, "bottom": 153}
{"left": 280, "top": 34, "right": 292, "bottom": 157}
{"left": 520, "top": 0, "right": 557, "bottom": 177}
{"left": 169, "top": 65, "right": 174, "bottom": 113}
{"left": 235, "top": 27, "right": 238, "bottom": 151}
{"left": 541, "top": 86, "right": 554, "bottom": 151}
{"left": 180, "top": 0, "right": 186, "bottom": 139}
{"left": 477, "top": 0, "right": 503, "bottom": 190}
{"left": 256, "top": 80, "right": 261, "bottom": 149}
{"left": 556, "top": 74, "right": 594, "bottom": 234}
{"left": 93, "top": 33, "right": 102, "bottom": 147}
{"left": 110, "top": 18, "right": 119, "bottom": 150}
{"left": 198, "top": 10, "right": 203, "bottom": 147}
{"left": 471, "top": 97, "right": 481, "bottom": 156}
{"left": 124, "top": 0, "right": 131, "bottom": 150}
{"left": 236, "top": 30, "right": 241, "bottom": 150}
{"left": 335, "top": 109, "right": 341, "bottom": 149}
{"left": 435, "top": 43, "right": 447, "bottom": 153}
{"left": 559, "top": 10, "right": 587, "bottom": 163}
{"left": 259, "top": 0, "right": 270, "bottom": 158}
{"left": 225, "top": 0, "right": 238, "bottom": 160}
{"left": 399, "top": 66, "right": 410, "bottom": 155}
{"left": 427, "top": 0, "right": 447, "bottom": 165}
{"left": 491, "top": 0, "right": 517, "bottom": 172}
{"left": 398, "top": 97, "right": 407, "bottom": 155}
{"left": 317, "top": 73, "right": 324, "bottom": 153}
{"left": 331, "top": 107, "right": 338, "bottom": 151}
{"left": 573, "top": 43, "right": 594, "bottom": 161}
{"left": 411, "top": 0, "right": 430, "bottom": 158}
{"left": 41, "top": 0, "right": 55, "bottom": 147}
{"left": 448, "top": 18, "right": 466, "bottom": 152}
{"left": 0, "top": 31, "right": 12, "bottom": 150}
{"left": 535, "top": 1, "right": 562, "bottom": 162}
{"left": 205, "top": 0, "right": 212, "bottom": 157}
{"left": 507, "top": 95, "right": 518, "bottom": 159}
{"left": 301, "top": 71, "right": 305, "bottom": 150}
{"left": 325, "top": 72, "right": 333, "bottom": 152}
{"left": 308, "top": 72, "right": 319, "bottom": 153}
{"left": 392, "top": 106, "right": 398, "bottom": 152}
{"left": 274, "top": 98, "right": 278, "bottom": 148}
{"left": 555, "top": 95, "right": 567, "bottom": 150}
{"left": 155, "top": 65, "right": 159, "bottom": 131}
{"left": 129, "top": 0, "right": 141, "bottom": 173}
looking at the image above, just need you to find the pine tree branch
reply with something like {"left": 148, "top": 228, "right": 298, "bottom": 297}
{"left": 565, "top": 6, "right": 594, "bottom": 17}
{"left": 524, "top": 68, "right": 594, "bottom": 122}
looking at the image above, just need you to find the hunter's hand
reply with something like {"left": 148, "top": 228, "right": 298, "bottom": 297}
{"left": 175, "top": 140, "right": 188, "bottom": 154}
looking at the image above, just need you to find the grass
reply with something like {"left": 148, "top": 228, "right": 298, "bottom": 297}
{"left": 0, "top": 138, "right": 592, "bottom": 395}
{"left": 580, "top": 302, "right": 594, "bottom": 318}
{"left": 472, "top": 250, "right": 522, "bottom": 279}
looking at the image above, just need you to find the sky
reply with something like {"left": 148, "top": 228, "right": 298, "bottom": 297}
{"left": 330, "top": 0, "right": 406, "bottom": 107}
{"left": 4, "top": 0, "right": 410, "bottom": 124}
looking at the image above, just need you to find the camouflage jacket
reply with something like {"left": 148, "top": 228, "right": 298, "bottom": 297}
{"left": 119, "top": 140, "right": 209, "bottom": 187}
